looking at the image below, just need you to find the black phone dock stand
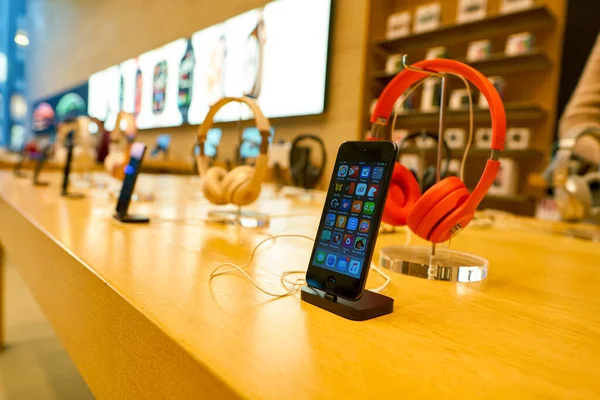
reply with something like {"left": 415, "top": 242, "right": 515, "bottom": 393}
{"left": 60, "top": 138, "right": 84, "bottom": 199}
{"left": 113, "top": 213, "right": 150, "bottom": 223}
{"left": 301, "top": 287, "right": 394, "bottom": 321}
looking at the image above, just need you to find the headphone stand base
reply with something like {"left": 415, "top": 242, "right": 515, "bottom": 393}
{"left": 301, "top": 286, "right": 393, "bottom": 321}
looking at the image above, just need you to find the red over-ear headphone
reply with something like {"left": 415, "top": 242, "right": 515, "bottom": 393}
{"left": 371, "top": 58, "right": 506, "bottom": 243}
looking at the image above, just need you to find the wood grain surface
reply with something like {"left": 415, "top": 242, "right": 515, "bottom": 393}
{"left": 0, "top": 171, "right": 599, "bottom": 399}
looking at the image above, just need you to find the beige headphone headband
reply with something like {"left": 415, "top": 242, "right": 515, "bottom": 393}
{"left": 196, "top": 97, "right": 271, "bottom": 156}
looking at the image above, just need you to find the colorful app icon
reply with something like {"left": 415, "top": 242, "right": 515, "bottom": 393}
{"left": 347, "top": 217, "right": 359, "bottom": 230}
{"left": 330, "top": 198, "right": 340, "bottom": 209}
{"left": 344, "top": 182, "right": 356, "bottom": 195}
{"left": 360, "top": 166, "right": 372, "bottom": 179}
{"left": 356, "top": 183, "right": 367, "bottom": 196}
{"left": 315, "top": 251, "right": 326, "bottom": 264}
{"left": 372, "top": 166, "right": 384, "bottom": 180}
{"left": 351, "top": 200, "right": 363, "bottom": 213}
{"left": 341, "top": 198, "right": 352, "bottom": 211}
{"left": 335, "top": 215, "right": 347, "bottom": 229}
{"left": 363, "top": 202, "right": 375, "bottom": 215}
{"left": 332, "top": 232, "right": 343, "bottom": 246}
{"left": 347, "top": 165, "right": 360, "bottom": 178}
{"left": 343, "top": 234, "right": 354, "bottom": 249}
{"left": 349, "top": 260, "right": 361, "bottom": 275}
{"left": 320, "top": 230, "right": 332, "bottom": 244}
{"left": 337, "top": 165, "right": 348, "bottom": 177}
{"left": 326, "top": 253, "right": 337, "bottom": 268}
{"left": 334, "top": 181, "right": 343, "bottom": 192}
{"left": 358, "top": 219, "right": 370, "bottom": 233}
{"left": 354, "top": 237, "right": 367, "bottom": 251}
{"left": 337, "top": 256, "right": 350, "bottom": 271}
{"left": 325, "top": 213, "right": 336, "bottom": 227}
{"left": 367, "top": 184, "right": 379, "bottom": 197}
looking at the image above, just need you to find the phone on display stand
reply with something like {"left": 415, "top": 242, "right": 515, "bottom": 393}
{"left": 306, "top": 141, "right": 398, "bottom": 300}
{"left": 113, "top": 143, "right": 150, "bottom": 223}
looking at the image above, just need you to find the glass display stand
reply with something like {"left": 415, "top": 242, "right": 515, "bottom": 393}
{"left": 207, "top": 208, "right": 270, "bottom": 228}
{"left": 379, "top": 245, "right": 488, "bottom": 283}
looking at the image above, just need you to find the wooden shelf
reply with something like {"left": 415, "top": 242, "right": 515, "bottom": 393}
{"left": 400, "top": 147, "right": 543, "bottom": 161}
{"left": 373, "top": 50, "right": 551, "bottom": 85}
{"left": 390, "top": 102, "right": 545, "bottom": 125}
{"left": 375, "top": 5, "right": 556, "bottom": 53}
{"left": 479, "top": 194, "right": 536, "bottom": 216}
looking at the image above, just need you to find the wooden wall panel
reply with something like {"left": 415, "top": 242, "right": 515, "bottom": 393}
{"left": 28, "top": 0, "right": 370, "bottom": 183}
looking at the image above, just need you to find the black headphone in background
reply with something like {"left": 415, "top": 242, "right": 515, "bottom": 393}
{"left": 397, "top": 132, "right": 452, "bottom": 193}
{"left": 289, "top": 134, "right": 327, "bottom": 189}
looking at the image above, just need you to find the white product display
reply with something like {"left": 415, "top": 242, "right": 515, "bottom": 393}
{"left": 268, "top": 142, "right": 291, "bottom": 168}
{"left": 416, "top": 134, "right": 437, "bottom": 149}
{"left": 479, "top": 76, "right": 506, "bottom": 109}
{"left": 475, "top": 128, "right": 493, "bottom": 148}
{"left": 448, "top": 159, "right": 461, "bottom": 176}
{"left": 466, "top": 39, "right": 492, "bottom": 62}
{"left": 449, "top": 89, "right": 470, "bottom": 110}
{"left": 506, "top": 127, "right": 531, "bottom": 150}
{"left": 399, "top": 154, "right": 424, "bottom": 176}
{"left": 488, "top": 157, "right": 518, "bottom": 196}
{"left": 505, "top": 31, "right": 534, "bottom": 56}
{"left": 385, "top": 54, "right": 404, "bottom": 74}
{"left": 386, "top": 11, "right": 411, "bottom": 40}
{"left": 413, "top": 2, "right": 441, "bottom": 33}
{"left": 501, "top": 0, "right": 534, "bottom": 14}
{"left": 392, "top": 129, "right": 409, "bottom": 145}
{"left": 456, "top": 0, "right": 488, "bottom": 23}
{"left": 425, "top": 46, "right": 447, "bottom": 60}
{"left": 445, "top": 128, "right": 466, "bottom": 149}
{"left": 421, "top": 77, "right": 442, "bottom": 112}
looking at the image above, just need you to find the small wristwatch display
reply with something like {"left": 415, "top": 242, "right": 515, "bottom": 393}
{"left": 134, "top": 59, "right": 143, "bottom": 117}
{"left": 243, "top": 10, "right": 266, "bottom": 99}
{"left": 152, "top": 60, "right": 168, "bottom": 114}
{"left": 178, "top": 40, "right": 195, "bottom": 122}
{"left": 206, "top": 34, "right": 227, "bottom": 106}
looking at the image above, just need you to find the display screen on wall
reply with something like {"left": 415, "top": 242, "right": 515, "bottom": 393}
{"left": 87, "top": 0, "right": 332, "bottom": 129}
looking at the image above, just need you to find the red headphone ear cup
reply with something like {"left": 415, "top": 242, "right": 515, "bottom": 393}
{"left": 407, "top": 177, "right": 469, "bottom": 241}
{"left": 382, "top": 162, "right": 421, "bottom": 226}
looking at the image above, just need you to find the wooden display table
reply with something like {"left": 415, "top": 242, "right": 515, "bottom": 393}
{"left": 0, "top": 171, "right": 599, "bottom": 398}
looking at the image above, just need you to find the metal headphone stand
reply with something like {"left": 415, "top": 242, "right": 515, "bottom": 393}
{"left": 205, "top": 101, "right": 270, "bottom": 229}
{"left": 379, "top": 55, "right": 489, "bottom": 283}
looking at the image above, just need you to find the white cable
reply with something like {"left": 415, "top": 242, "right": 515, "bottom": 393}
{"left": 210, "top": 228, "right": 413, "bottom": 298}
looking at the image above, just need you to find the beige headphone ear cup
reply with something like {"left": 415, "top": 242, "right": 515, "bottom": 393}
{"left": 221, "top": 165, "right": 259, "bottom": 206}
{"left": 203, "top": 166, "right": 229, "bottom": 205}
{"left": 556, "top": 175, "right": 592, "bottom": 221}
{"left": 54, "top": 146, "right": 67, "bottom": 164}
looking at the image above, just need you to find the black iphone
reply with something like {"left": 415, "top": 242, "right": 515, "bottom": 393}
{"left": 306, "top": 141, "right": 398, "bottom": 300}
{"left": 115, "top": 142, "right": 147, "bottom": 221}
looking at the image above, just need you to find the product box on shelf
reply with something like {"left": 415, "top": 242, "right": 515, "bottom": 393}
{"left": 456, "top": 0, "right": 488, "bottom": 24}
{"left": 413, "top": 2, "right": 441, "bottom": 33}
{"left": 466, "top": 39, "right": 492, "bottom": 62}
{"left": 386, "top": 11, "right": 411, "bottom": 40}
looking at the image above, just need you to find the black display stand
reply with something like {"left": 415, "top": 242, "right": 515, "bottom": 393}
{"left": 301, "top": 286, "right": 394, "bottom": 321}
{"left": 113, "top": 213, "right": 150, "bottom": 223}
{"left": 60, "top": 136, "right": 85, "bottom": 199}
{"left": 32, "top": 154, "right": 49, "bottom": 186}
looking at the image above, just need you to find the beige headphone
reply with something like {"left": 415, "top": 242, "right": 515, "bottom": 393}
{"left": 553, "top": 129, "right": 600, "bottom": 221}
{"left": 104, "top": 111, "right": 136, "bottom": 180}
{"left": 196, "top": 97, "right": 271, "bottom": 206}
{"left": 55, "top": 116, "right": 97, "bottom": 171}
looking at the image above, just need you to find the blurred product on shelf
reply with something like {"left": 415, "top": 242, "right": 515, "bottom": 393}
{"left": 466, "top": 39, "right": 492, "bottom": 62}
{"left": 385, "top": 54, "right": 404, "bottom": 74}
{"left": 425, "top": 46, "right": 448, "bottom": 60}
{"left": 413, "top": 2, "right": 441, "bottom": 33}
{"left": 506, "top": 127, "right": 531, "bottom": 150}
{"left": 500, "top": 0, "right": 534, "bottom": 14}
{"left": 505, "top": 31, "right": 535, "bottom": 56}
{"left": 449, "top": 88, "right": 471, "bottom": 110}
{"left": 445, "top": 128, "right": 466, "bottom": 149}
{"left": 475, "top": 128, "right": 493, "bottom": 148}
{"left": 456, "top": 0, "right": 488, "bottom": 23}
{"left": 489, "top": 158, "right": 518, "bottom": 196}
{"left": 386, "top": 11, "right": 411, "bottom": 40}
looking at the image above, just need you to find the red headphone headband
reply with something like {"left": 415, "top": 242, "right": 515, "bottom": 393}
{"left": 371, "top": 58, "right": 506, "bottom": 151}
